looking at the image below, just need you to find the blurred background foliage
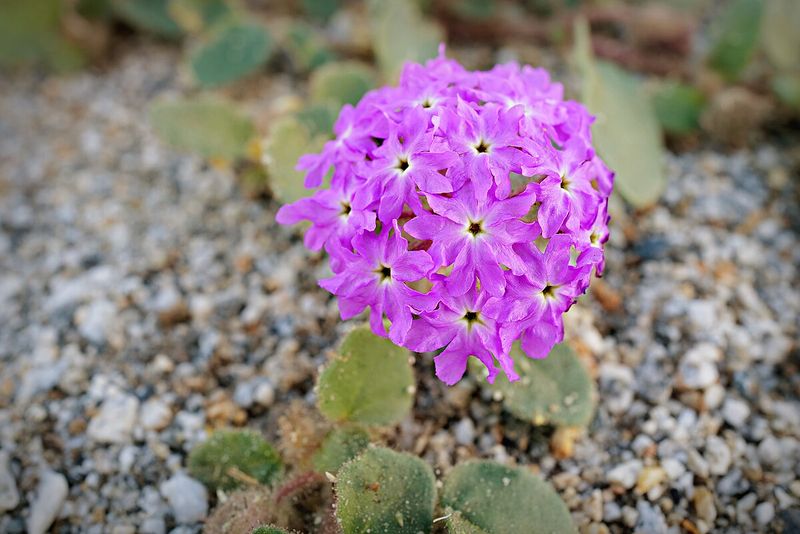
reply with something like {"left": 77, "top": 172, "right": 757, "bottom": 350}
{"left": 1, "top": 0, "right": 798, "bottom": 210}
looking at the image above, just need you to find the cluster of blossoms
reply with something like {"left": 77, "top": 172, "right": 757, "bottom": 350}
{"left": 277, "top": 48, "right": 613, "bottom": 385}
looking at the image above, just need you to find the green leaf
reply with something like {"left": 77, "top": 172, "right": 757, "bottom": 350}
{"left": 295, "top": 103, "right": 338, "bottom": 137}
{"left": 336, "top": 447, "right": 436, "bottom": 534}
{"left": 188, "top": 430, "right": 283, "bottom": 492}
{"left": 368, "top": 0, "right": 444, "bottom": 81}
{"left": 482, "top": 343, "right": 595, "bottom": 428}
{"left": 302, "top": 0, "right": 342, "bottom": 21}
{"left": 149, "top": 97, "right": 255, "bottom": 160}
{"left": 441, "top": 461, "right": 575, "bottom": 534}
{"left": 309, "top": 61, "right": 376, "bottom": 107}
{"left": 317, "top": 326, "right": 415, "bottom": 426}
{"left": 313, "top": 426, "right": 370, "bottom": 474}
{"left": 0, "top": 0, "right": 85, "bottom": 72}
{"left": 112, "top": 0, "right": 183, "bottom": 39}
{"left": 651, "top": 81, "right": 706, "bottom": 135}
{"left": 169, "top": 0, "right": 231, "bottom": 33}
{"left": 263, "top": 115, "right": 328, "bottom": 204}
{"left": 446, "top": 511, "right": 491, "bottom": 534}
{"left": 707, "top": 0, "right": 763, "bottom": 80}
{"left": 190, "top": 21, "right": 273, "bottom": 88}
{"left": 573, "top": 18, "right": 666, "bottom": 208}
{"left": 283, "top": 22, "right": 335, "bottom": 73}
{"left": 772, "top": 73, "right": 800, "bottom": 110}
{"left": 761, "top": 0, "right": 800, "bottom": 71}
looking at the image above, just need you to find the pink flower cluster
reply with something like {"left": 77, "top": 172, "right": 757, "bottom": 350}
{"left": 277, "top": 49, "right": 613, "bottom": 385}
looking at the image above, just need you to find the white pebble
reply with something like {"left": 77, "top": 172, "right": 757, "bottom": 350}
{"left": 160, "top": 473, "right": 208, "bottom": 524}
{"left": 27, "top": 470, "right": 68, "bottom": 534}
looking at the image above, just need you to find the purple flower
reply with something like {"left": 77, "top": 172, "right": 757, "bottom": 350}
{"left": 405, "top": 184, "right": 536, "bottom": 297}
{"left": 320, "top": 222, "right": 435, "bottom": 345}
{"left": 276, "top": 49, "right": 614, "bottom": 385}
{"left": 404, "top": 285, "right": 517, "bottom": 385}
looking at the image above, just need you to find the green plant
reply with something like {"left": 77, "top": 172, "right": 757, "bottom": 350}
{"left": 317, "top": 326, "right": 415, "bottom": 426}
{"left": 441, "top": 460, "right": 575, "bottom": 534}
{"left": 309, "top": 61, "right": 376, "bottom": 107}
{"left": 481, "top": 343, "right": 595, "bottom": 428}
{"left": 263, "top": 116, "right": 329, "bottom": 204}
{"left": 149, "top": 96, "right": 256, "bottom": 160}
{"left": 651, "top": 81, "right": 707, "bottom": 135}
{"left": 312, "top": 426, "right": 370, "bottom": 474}
{"left": 190, "top": 20, "right": 274, "bottom": 88}
{"left": 112, "top": 0, "right": 183, "bottom": 39}
{"left": 573, "top": 17, "right": 666, "bottom": 208}
{"left": 188, "top": 429, "right": 283, "bottom": 492}
{"left": 335, "top": 447, "right": 436, "bottom": 534}
{"left": 707, "top": 0, "right": 762, "bottom": 81}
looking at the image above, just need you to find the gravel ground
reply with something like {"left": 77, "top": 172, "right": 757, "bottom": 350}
{"left": 0, "top": 45, "right": 798, "bottom": 534}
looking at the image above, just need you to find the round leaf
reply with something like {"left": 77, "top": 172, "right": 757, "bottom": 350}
{"left": 309, "top": 61, "right": 376, "bottom": 107}
{"left": 484, "top": 343, "right": 595, "bottom": 428}
{"left": 263, "top": 115, "right": 328, "bottom": 204}
{"left": 190, "top": 21, "right": 273, "bottom": 88}
{"left": 336, "top": 447, "right": 436, "bottom": 534}
{"left": 149, "top": 97, "right": 255, "bottom": 160}
{"left": 312, "top": 426, "right": 370, "bottom": 474}
{"left": 317, "top": 326, "right": 414, "bottom": 426}
{"left": 188, "top": 430, "right": 283, "bottom": 492}
{"left": 441, "top": 461, "right": 575, "bottom": 534}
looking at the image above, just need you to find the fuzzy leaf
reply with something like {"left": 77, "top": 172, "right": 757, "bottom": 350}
{"left": 574, "top": 18, "right": 665, "bottom": 208}
{"left": 317, "top": 326, "right": 414, "bottom": 426}
{"left": 309, "top": 61, "right": 376, "bottom": 107}
{"left": 0, "top": 0, "right": 85, "bottom": 72}
{"left": 190, "top": 21, "right": 273, "bottom": 88}
{"left": 761, "top": 0, "right": 800, "bottom": 71}
{"left": 149, "top": 97, "right": 255, "bottom": 160}
{"left": 707, "top": 0, "right": 762, "bottom": 80}
{"left": 188, "top": 430, "right": 283, "bottom": 492}
{"left": 651, "top": 81, "right": 706, "bottom": 135}
{"left": 112, "top": 0, "right": 183, "bottom": 38}
{"left": 336, "top": 447, "right": 436, "bottom": 534}
{"left": 483, "top": 343, "right": 595, "bottom": 427}
{"left": 773, "top": 74, "right": 800, "bottom": 110}
{"left": 295, "top": 103, "right": 338, "bottom": 137}
{"left": 283, "top": 22, "right": 334, "bottom": 73}
{"left": 312, "top": 426, "right": 370, "bottom": 474}
{"left": 368, "top": 0, "right": 444, "bottom": 81}
{"left": 263, "top": 115, "right": 328, "bottom": 204}
{"left": 169, "top": 0, "right": 231, "bottom": 33}
{"left": 302, "top": 0, "right": 341, "bottom": 21}
{"left": 441, "top": 461, "right": 575, "bottom": 534}
{"left": 446, "top": 511, "right": 491, "bottom": 534}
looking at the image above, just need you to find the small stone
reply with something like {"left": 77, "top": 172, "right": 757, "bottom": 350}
{"left": 27, "top": 470, "right": 69, "bottom": 534}
{"left": 88, "top": 394, "right": 139, "bottom": 443}
{"left": 604, "top": 501, "right": 622, "bottom": 522}
{"left": 635, "top": 500, "right": 668, "bottom": 533}
{"left": 687, "top": 449, "right": 710, "bottom": 479}
{"left": 678, "top": 344, "right": 721, "bottom": 389}
{"left": 233, "top": 381, "right": 255, "bottom": 408}
{"left": 75, "top": 299, "right": 117, "bottom": 345}
{"left": 661, "top": 458, "right": 685, "bottom": 480}
{"left": 736, "top": 493, "right": 757, "bottom": 520}
{"left": 140, "top": 517, "right": 166, "bottom": 534}
{"left": 254, "top": 382, "right": 275, "bottom": 407}
{"left": 757, "top": 436, "right": 781, "bottom": 466}
{"left": 140, "top": 398, "right": 172, "bottom": 431}
{"left": 705, "top": 436, "right": 732, "bottom": 475}
{"left": 636, "top": 466, "right": 666, "bottom": 495}
{"left": 607, "top": 460, "right": 642, "bottom": 489}
{"left": 703, "top": 384, "right": 725, "bottom": 410}
{"left": 160, "top": 473, "right": 208, "bottom": 524}
{"left": 622, "top": 505, "right": 639, "bottom": 528}
{"left": 721, "top": 397, "right": 750, "bottom": 428}
{"left": 754, "top": 502, "right": 775, "bottom": 525}
{"left": 0, "top": 450, "right": 19, "bottom": 512}
{"left": 692, "top": 487, "right": 716, "bottom": 523}
{"left": 453, "top": 418, "right": 476, "bottom": 446}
